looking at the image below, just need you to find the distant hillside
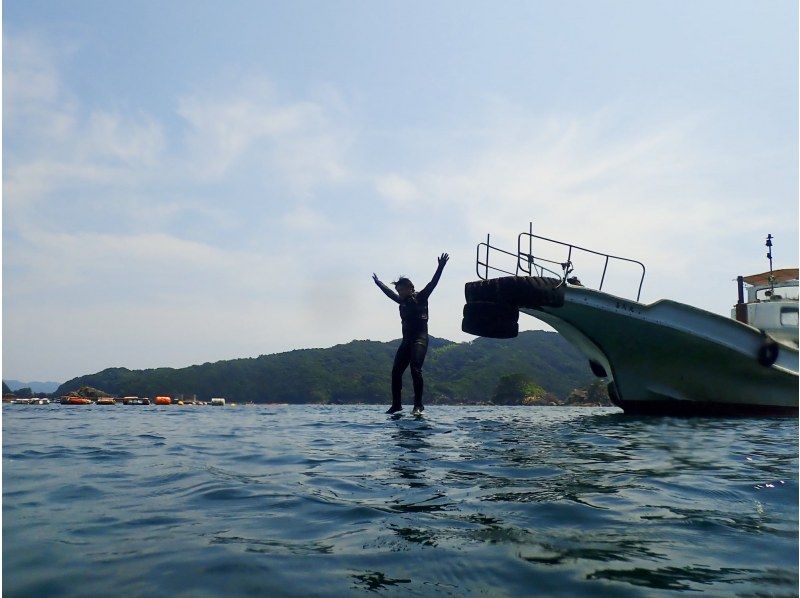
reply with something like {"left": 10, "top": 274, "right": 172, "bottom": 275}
{"left": 55, "top": 331, "right": 599, "bottom": 404}
{"left": 4, "top": 380, "right": 61, "bottom": 393}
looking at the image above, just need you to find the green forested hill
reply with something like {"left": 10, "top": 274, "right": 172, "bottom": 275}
{"left": 55, "top": 331, "right": 597, "bottom": 404}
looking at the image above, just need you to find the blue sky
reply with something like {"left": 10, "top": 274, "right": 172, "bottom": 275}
{"left": 3, "top": 1, "right": 798, "bottom": 381}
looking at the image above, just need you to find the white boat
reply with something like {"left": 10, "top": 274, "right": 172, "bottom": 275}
{"left": 122, "top": 396, "right": 150, "bottom": 405}
{"left": 463, "top": 226, "right": 798, "bottom": 416}
{"left": 11, "top": 398, "right": 50, "bottom": 405}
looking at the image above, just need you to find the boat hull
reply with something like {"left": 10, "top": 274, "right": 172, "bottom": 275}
{"left": 523, "top": 286, "right": 799, "bottom": 416}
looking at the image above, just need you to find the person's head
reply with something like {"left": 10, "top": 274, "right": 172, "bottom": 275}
{"left": 393, "top": 277, "right": 415, "bottom": 299}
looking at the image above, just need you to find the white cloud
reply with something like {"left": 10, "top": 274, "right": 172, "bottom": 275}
{"left": 4, "top": 37, "right": 166, "bottom": 221}
{"left": 281, "top": 205, "right": 330, "bottom": 231}
{"left": 84, "top": 112, "right": 165, "bottom": 167}
{"left": 7, "top": 229, "right": 300, "bottom": 300}
{"left": 375, "top": 174, "right": 421, "bottom": 207}
{"left": 3, "top": 38, "right": 351, "bottom": 230}
{"left": 3, "top": 33, "right": 64, "bottom": 121}
{"left": 176, "top": 77, "right": 352, "bottom": 194}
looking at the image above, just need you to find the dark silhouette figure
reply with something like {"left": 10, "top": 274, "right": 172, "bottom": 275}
{"left": 373, "top": 253, "right": 449, "bottom": 414}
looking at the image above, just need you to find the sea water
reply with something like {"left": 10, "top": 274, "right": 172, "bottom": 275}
{"left": 3, "top": 405, "right": 797, "bottom": 596}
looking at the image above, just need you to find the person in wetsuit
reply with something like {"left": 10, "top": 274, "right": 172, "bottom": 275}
{"left": 372, "top": 253, "right": 449, "bottom": 414}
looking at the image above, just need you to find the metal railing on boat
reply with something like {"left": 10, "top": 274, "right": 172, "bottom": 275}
{"left": 476, "top": 222, "right": 647, "bottom": 302}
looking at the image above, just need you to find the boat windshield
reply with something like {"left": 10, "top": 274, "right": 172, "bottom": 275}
{"left": 754, "top": 285, "right": 799, "bottom": 301}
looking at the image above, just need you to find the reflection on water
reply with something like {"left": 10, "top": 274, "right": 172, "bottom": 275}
{"left": 3, "top": 405, "right": 797, "bottom": 596}
{"left": 351, "top": 570, "right": 412, "bottom": 591}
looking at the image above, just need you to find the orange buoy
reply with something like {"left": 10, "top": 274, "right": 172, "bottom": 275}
{"left": 67, "top": 397, "right": 92, "bottom": 405}
{"left": 154, "top": 396, "right": 172, "bottom": 405}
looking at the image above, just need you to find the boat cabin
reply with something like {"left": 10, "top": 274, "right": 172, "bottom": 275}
{"left": 733, "top": 268, "right": 799, "bottom": 346}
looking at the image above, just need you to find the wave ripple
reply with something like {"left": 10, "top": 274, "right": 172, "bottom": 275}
{"left": 3, "top": 405, "right": 797, "bottom": 596}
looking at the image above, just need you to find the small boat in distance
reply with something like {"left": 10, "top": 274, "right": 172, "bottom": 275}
{"left": 65, "top": 397, "right": 92, "bottom": 405}
{"left": 211, "top": 398, "right": 226, "bottom": 406}
{"left": 463, "top": 225, "right": 798, "bottom": 416}
{"left": 122, "top": 397, "right": 151, "bottom": 405}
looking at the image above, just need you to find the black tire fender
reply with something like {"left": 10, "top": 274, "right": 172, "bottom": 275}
{"left": 461, "top": 318, "right": 519, "bottom": 339}
{"left": 514, "top": 276, "right": 565, "bottom": 308}
{"left": 463, "top": 301, "right": 519, "bottom": 323}
{"left": 757, "top": 339, "right": 780, "bottom": 367}
{"left": 464, "top": 276, "right": 564, "bottom": 307}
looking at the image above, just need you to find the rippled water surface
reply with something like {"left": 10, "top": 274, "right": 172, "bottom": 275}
{"left": 3, "top": 405, "right": 798, "bottom": 596}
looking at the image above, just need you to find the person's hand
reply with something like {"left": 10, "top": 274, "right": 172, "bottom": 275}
{"left": 372, "top": 273, "right": 380, "bottom": 284}
{"left": 438, "top": 253, "right": 449, "bottom": 267}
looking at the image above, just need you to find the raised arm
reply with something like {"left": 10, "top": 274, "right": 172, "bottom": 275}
{"left": 373, "top": 273, "right": 400, "bottom": 303}
{"left": 419, "top": 253, "right": 449, "bottom": 300}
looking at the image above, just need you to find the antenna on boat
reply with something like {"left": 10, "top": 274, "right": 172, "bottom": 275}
{"left": 528, "top": 221, "right": 534, "bottom": 276}
{"left": 766, "top": 234, "right": 775, "bottom": 295}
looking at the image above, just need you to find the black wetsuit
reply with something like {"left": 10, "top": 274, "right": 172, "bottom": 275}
{"left": 376, "top": 266, "right": 445, "bottom": 410}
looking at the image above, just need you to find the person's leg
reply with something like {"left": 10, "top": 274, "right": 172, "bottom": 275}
{"left": 410, "top": 333, "right": 429, "bottom": 411}
{"left": 389, "top": 339, "right": 412, "bottom": 413}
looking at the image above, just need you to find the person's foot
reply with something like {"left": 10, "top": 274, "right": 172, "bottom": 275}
{"left": 412, "top": 403, "right": 424, "bottom": 415}
{"left": 386, "top": 404, "right": 403, "bottom": 414}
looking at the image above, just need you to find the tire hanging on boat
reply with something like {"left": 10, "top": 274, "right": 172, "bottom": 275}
{"left": 464, "top": 276, "right": 564, "bottom": 308}
{"left": 463, "top": 301, "right": 519, "bottom": 323}
{"left": 757, "top": 339, "right": 780, "bottom": 367}
{"left": 462, "top": 276, "right": 565, "bottom": 338}
{"left": 461, "top": 317, "right": 518, "bottom": 339}
{"left": 461, "top": 301, "right": 519, "bottom": 338}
